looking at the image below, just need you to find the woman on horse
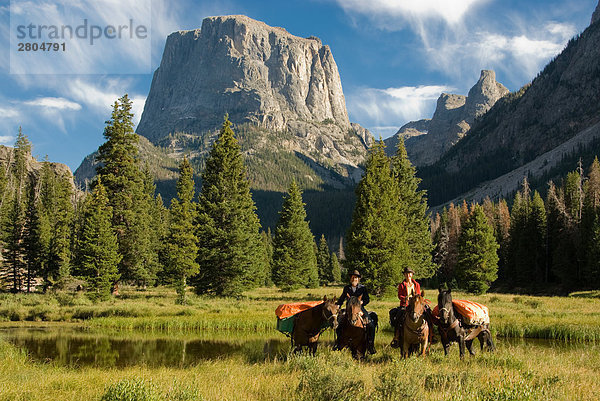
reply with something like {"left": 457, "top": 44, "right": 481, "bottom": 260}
{"left": 335, "top": 270, "right": 378, "bottom": 354}
{"left": 390, "top": 267, "right": 421, "bottom": 348}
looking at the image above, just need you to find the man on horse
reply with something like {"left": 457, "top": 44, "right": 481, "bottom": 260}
{"left": 334, "top": 270, "right": 378, "bottom": 354}
{"left": 391, "top": 267, "right": 421, "bottom": 348}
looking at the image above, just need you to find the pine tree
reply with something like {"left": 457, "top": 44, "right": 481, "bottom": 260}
{"left": 528, "top": 191, "right": 547, "bottom": 283}
{"left": 346, "top": 141, "right": 407, "bottom": 295}
{"left": 76, "top": 181, "right": 121, "bottom": 301}
{"left": 455, "top": 204, "right": 499, "bottom": 294}
{"left": 3, "top": 194, "right": 25, "bottom": 292}
{"left": 547, "top": 181, "right": 578, "bottom": 289}
{"left": 95, "top": 94, "right": 157, "bottom": 285}
{"left": 261, "top": 228, "right": 274, "bottom": 286}
{"left": 330, "top": 252, "right": 341, "bottom": 284}
{"left": 195, "top": 117, "right": 267, "bottom": 296}
{"left": 316, "top": 234, "right": 331, "bottom": 285}
{"left": 165, "top": 157, "right": 199, "bottom": 304}
{"left": 391, "top": 139, "right": 436, "bottom": 279}
{"left": 272, "top": 180, "right": 318, "bottom": 290}
{"left": 1, "top": 129, "right": 31, "bottom": 292}
{"left": 432, "top": 210, "right": 450, "bottom": 281}
{"left": 44, "top": 172, "right": 74, "bottom": 287}
{"left": 22, "top": 182, "right": 50, "bottom": 292}
{"left": 494, "top": 199, "right": 511, "bottom": 282}
{"left": 442, "top": 203, "right": 462, "bottom": 284}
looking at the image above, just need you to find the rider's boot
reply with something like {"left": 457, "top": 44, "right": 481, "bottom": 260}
{"left": 367, "top": 322, "right": 376, "bottom": 354}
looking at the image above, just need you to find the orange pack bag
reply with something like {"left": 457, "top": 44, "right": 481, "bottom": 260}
{"left": 432, "top": 299, "right": 490, "bottom": 325}
{"left": 452, "top": 299, "right": 490, "bottom": 325}
{"left": 275, "top": 300, "right": 324, "bottom": 319}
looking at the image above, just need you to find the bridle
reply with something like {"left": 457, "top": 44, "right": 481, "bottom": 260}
{"left": 437, "top": 303, "right": 460, "bottom": 336}
{"left": 404, "top": 302, "right": 426, "bottom": 337}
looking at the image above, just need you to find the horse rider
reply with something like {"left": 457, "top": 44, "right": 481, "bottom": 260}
{"left": 390, "top": 267, "right": 421, "bottom": 348}
{"left": 334, "top": 270, "right": 378, "bottom": 354}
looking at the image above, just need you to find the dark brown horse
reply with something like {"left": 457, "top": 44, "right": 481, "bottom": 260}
{"left": 291, "top": 296, "right": 339, "bottom": 355}
{"left": 436, "top": 288, "right": 495, "bottom": 359}
{"left": 336, "top": 295, "right": 368, "bottom": 359}
{"left": 402, "top": 291, "right": 429, "bottom": 358}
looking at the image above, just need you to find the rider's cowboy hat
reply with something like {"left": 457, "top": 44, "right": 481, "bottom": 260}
{"left": 403, "top": 267, "right": 415, "bottom": 274}
{"left": 349, "top": 270, "right": 361, "bottom": 278}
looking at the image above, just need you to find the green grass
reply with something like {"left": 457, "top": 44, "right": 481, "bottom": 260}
{"left": 1, "top": 335, "right": 599, "bottom": 401}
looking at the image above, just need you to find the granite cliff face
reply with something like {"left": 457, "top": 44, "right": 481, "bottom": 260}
{"left": 135, "top": 15, "right": 371, "bottom": 188}
{"left": 592, "top": 1, "right": 600, "bottom": 25}
{"left": 384, "top": 70, "right": 508, "bottom": 165}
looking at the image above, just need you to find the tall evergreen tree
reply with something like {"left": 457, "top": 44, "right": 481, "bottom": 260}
{"left": 494, "top": 199, "right": 511, "bottom": 282}
{"left": 44, "top": 172, "right": 74, "bottom": 287}
{"left": 95, "top": 94, "right": 157, "bottom": 285}
{"left": 75, "top": 181, "right": 121, "bottom": 301}
{"left": 165, "top": 157, "right": 199, "bottom": 304}
{"left": 455, "top": 205, "right": 499, "bottom": 294}
{"left": 194, "top": 117, "right": 267, "bottom": 296}
{"left": 261, "top": 228, "right": 274, "bottom": 286}
{"left": 3, "top": 193, "right": 25, "bottom": 292}
{"left": 272, "top": 180, "right": 318, "bottom": 290}
{"left": 391, "top": 139, "right": 436, "bottom": 279}
{"left": 528, "top": 191, "right": 547, "bottom": 283}
{"left": 330, "top": 252, "right": 341, "bottom": 284}
{"left": 1, "top": 129, "right": 31, "bottom": 292}
{"left": 547, "top": 181, "right": 578, "bottom": 289}
{"left": 316, "top": 234, "right": 331, "bottom": 285}
{"left": 22, "top": 182, "right": 50, "bottom": 292}
{"left": 346, "top": 141, "right": 407, "bottom": 295}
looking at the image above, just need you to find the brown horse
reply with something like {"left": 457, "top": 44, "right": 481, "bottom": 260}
{"left": 336, "top": 295, "right": 368, "bottom": 359}
{"left": 402, "top": 291, "right": 429, "bottom": 358}
{"left": 291, "top": 296, "right": 339, "bottom": 355}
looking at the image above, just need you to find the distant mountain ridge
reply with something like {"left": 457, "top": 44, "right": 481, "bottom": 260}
{"left": 384, "top": 70, "right": 508, "bottom": 165}
{"left": 420, "top": 6, "right": 600, "bottom": 207}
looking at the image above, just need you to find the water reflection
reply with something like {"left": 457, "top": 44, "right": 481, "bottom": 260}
{"left": 1, "top": 327, "right": 589, "bottom": 369}
{"left": 0, "top": 328, "right": 291, "bottom": 368}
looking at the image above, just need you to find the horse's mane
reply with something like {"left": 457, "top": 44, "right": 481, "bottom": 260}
{"left": 438, "top": 290, "right": 452, "bottom": 308}
{"left": 347, "top": 296, "right": 361, "bottom": 311}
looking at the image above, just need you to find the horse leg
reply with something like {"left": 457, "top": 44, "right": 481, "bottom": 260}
{"left": 421, "top": 337, "right": 429, "bottom": 357}
{"left": 458, "top": 334, "right": 466, "bottom": 360}
{"left": 466, "top": 338, "right": 475, "bottom": 356}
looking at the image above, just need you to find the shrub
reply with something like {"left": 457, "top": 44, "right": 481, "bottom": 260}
{"left": 101, "top": 379, "right": 158, "bottom": 401}
{"left": 373, "top": 359, "right": 423, "bottom": 400}
{"left": 292, "top": 352, "right": 366, "bottom": 401}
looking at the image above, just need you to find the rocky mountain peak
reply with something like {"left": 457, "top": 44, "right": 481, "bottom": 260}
{"left": 137, "top": 14, "right": 352, "bottom": 143}
{"left": 384, "top": 70, "right": 508, "bottom": 166}
{"left": 464, "top": 70, "right": 509, "bottom": 119}
{"left": 433, "top": 93, "right": 467, "bottom": 120}
{"left": 593, "top": 1, "right": 600, "bottom": 25}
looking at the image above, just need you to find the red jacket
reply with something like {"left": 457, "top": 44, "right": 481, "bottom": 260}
{"left": 398, "top": 280, "right": 421, "bottom": 307}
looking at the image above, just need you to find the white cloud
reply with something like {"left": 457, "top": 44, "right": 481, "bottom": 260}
{"left": 346, "top": 85, "right": 453, "bottom": 138}
{"left": 66, "top": 78, "right": 146, "bottom": 125}
{"left": 24, "top": 97, "right": 82, "bottom": 110}
{"left": 333, "top": 0, "right": 488, "bottom": 25}
{"left": 0, "top": 107, "right": 21, "bottom": 119}
{"left": 0, "top": 135, "right": 15, "bottom": 145}
{"left": 426, "top": 21, "right": 577, "bottom": 83}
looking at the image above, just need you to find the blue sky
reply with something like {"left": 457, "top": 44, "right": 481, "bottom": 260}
{"left": 0, "top": 0, "right": 597, "bottom": 171}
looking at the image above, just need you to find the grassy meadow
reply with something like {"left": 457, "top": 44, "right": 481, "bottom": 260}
{"left": 1, "top": 286, "right": 600, "bottom": 400}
